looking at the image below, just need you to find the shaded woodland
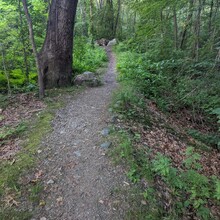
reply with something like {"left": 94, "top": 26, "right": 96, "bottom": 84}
{"left": 0, "top": 0, "right": 220, "bottom": 219}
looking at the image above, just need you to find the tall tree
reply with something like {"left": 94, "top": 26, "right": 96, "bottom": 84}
{"left": 22, "top": 0, "right": 78, "bottom": 96}
{"left": 39, "top": 0, "right": 78, "bottom": 89}
{"left": 22, "top": 0, "right": 44, "bottom": 97}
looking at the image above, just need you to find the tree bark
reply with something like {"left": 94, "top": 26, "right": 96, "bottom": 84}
{"left": 193, "top": 0, "right": 202, "bottom": 62}
{"left": 80, "top": 0, "right": 87, "bottom": 36}
{"left": 173, "top": 7, "right": 178, "bottom": 50}
{"left": 180, "top": 0, "right": 194, "bottom": 50}
{"left": 89, "top": 0, "right": 95, "bottom": 38}
{"left": 39, "top": 0, "right": 78, "bottom": 89}
{"left": 106, "top": 0, "right": 114, "bottom": 39}
{"left": 114, "top": 0, "right": 121, "bottom": 37}
{"left": 18, "top": 0, "right": 29, "bottom": 83}
{"left": 209, "top": 0, "right": 214, "bottom": 35}
{"left": 21, "top": 0, "right": 44, "bottom": 98}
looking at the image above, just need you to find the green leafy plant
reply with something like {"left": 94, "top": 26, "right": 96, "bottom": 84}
{"left": 211, "top": 108, "right": 220, "bottom": 148}
{"left": 73, "top": 37, "right": 107, "bottom": 74}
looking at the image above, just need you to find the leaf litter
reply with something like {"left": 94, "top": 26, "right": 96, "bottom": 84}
{"left": 0, "top": 93, "right": 45, "bottom": 160}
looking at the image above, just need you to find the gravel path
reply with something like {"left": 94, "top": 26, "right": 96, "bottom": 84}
{"left": 33, "top": 47, "right": 129, "bottom": 220}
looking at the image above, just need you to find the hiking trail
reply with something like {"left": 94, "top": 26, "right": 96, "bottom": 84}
{"left": 33, "top": 47, "right": 129, "bottom": 220}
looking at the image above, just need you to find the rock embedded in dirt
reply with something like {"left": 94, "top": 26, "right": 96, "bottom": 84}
{"left": 74, "top": 71, "right": 101, "bottom": 87}
{"left": 101, "top": 128, "right": 110, "bottom": 136}
{"left": 100, "top": 142, "right": 112, "bottom": 149}
{"left": 111, "top": 116, "right": 117, "bottom": 123}
{"left": 74, "top": 151, "right": 81, "bottom": 157}
{"left": 47, "top": 179, "right": 54, "bottom": 184}
{"left": 107, "top": 38, "right": 117, "bottom": 46}
{"left": 96, "top": 38, "right": 109, "bottom": 46}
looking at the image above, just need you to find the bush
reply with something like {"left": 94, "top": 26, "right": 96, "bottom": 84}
{"left": 73, "top": 37, "right": 107, "bottom": 74}
{"left": 115, "top": 43, "right": 220, "bottom": 128}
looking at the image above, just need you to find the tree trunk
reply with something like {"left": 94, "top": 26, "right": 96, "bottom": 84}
{"left": 39, "top": 0, "right": 78, "bottom": 89}
{"left": 193, "top": 0, "right": 202, "bottom": 62}
{"left": 106, "top": 0, "right": 114, "bottom": 39}
{"left": 21, "top": 0, "right": 44, "bottom": 98}
{"left": 89, "top": 0, "right": 95, "bottom": 38}
{"left": 180, "top": 0, "right": 194, "bottom": 49}
{"left": 18, "top": 0, "right": 29, "bottom": 83}
{"left": 208, "top": 0, "right": 214, "bottom": 35}
{"left": 80, "top": 0, "right": 87, "bottom": 36}
{"left": 114, "top": 0, "right": 121, "bottom": 37}
{"left": 173, "top": 7, "right": 178, "bottom": 50}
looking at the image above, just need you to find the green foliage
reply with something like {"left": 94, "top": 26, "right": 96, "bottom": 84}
{"left": 115, "top": 45, "right": 220, "bottom": 149}
{"left": 73, "top": 37, "right": 107, "bottom": 74}
{"left": 211, "top": 108, "right": 220, "bottom": 148}
{"left": 150, "top": 148, "right": 219, "bottom": 219}
{"left": 152, "top": 153, "right": 171, "bottom": 176}
{"left": 0, "top": 94, "right": 9, "bottom": 109}
{"left": 0, "top": 123, "right": 26, "bottom": 141}
{"left": 188, "top": 129, "right": 220, "bottom": 150}
{"left": 111, "top": 83, "right": 152, "bottom": 127}
{"left": 112, "top": 130, "right": 220, "bottom": 219}
{"left": 29, "top": 183, "right": 43, "bottom": 203}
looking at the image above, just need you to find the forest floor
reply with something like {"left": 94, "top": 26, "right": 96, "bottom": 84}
{"left": 29, "top": 47, "right": 130, "bottom": 220}
{"left": 1, "top": 47, "right": 219, "bottom": 219}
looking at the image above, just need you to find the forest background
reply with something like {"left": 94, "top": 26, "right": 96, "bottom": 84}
{"left": 0, "top": 0, "right": 220, "bottom": 219}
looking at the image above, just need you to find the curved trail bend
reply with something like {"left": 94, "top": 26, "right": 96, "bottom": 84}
{"left": 33, "top": 47, "right": 129, "bottom": 220}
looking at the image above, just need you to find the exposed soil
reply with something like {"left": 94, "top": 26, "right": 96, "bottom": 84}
{"left": 32, "top": 47, "right": 129, "bottom": 220}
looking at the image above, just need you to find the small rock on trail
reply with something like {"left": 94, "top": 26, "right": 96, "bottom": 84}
{"left": 100, "top": 142, "right": 112, "bottom": 149}
{"left": 101, "top": 128, "right": 110, "bottom": 136}
{"left": 33, "top": 47, "right": 129, "bottom": 220}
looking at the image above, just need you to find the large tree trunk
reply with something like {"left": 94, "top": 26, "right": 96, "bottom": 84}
{"left": 39, "top": 0, "right": 78, "bottom": 89}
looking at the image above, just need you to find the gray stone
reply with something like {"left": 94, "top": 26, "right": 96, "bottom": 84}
{"left": 74, "top": 151, "right": 81, "bottom": 157}
{"left": 47, "top": 179, "right": 55, "bottom": 184}
{"left": 107, "top": 38, "right": 117, "bottom": 46}
{"left": 111, "top": 116, "right": 117, "bottom": 123}
{"left": 101, "top": 128, "right": 110, "bottom": 136}
{"left": 100, "top": 142, "right": 112, "bottom": 149}
{"left": 74, "top": 71, "right": 101, "bottom": 87}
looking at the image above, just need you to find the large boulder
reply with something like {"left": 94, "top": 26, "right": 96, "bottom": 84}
{"left": 74, "top": 71, "right": 100, "bottom": 87}
{"left": 107, "top": 38, "right": 117, "bottom": 46}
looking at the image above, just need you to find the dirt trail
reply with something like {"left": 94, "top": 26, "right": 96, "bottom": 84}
{"left": 33, "top": 47, "right": 129, "bottom": 220}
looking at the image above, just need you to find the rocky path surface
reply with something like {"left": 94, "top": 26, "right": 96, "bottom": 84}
{"left": 33, "top": 47, "right": 129, "bottom": 220}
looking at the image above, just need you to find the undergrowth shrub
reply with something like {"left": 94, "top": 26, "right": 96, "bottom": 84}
{"left": 0, "top": 69, "right": 37, "bottom": 93}
{"left": 115, "top": 43, "right": 220, "bottom": 148}
{"left": 111, "top": 83, "right": 152, "bottom": 126}
{"left": 73, "top": 37, "right": 107, "bottom": 74}
{"left": 112, "top": 130, "right": 220, "bottom": 219}
{"left": 0, "top": 37, "right": 107, "bottom": 93}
